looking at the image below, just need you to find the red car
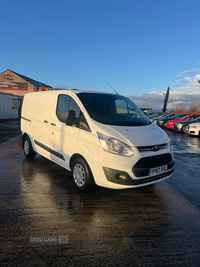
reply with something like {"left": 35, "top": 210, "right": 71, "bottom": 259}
{"left": 165, "top": 114, "right": 200, "bottom": 129}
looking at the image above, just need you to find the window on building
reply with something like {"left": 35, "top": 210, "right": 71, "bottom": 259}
{"left": 12, "top": 99, "right": 18, "bottom": 109}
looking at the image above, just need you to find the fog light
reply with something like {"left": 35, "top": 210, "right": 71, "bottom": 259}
{"left": 115, "top": 173, "right": 127, "bottom": 180}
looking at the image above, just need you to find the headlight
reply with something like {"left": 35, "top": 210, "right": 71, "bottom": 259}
{"left": 98, "top": 133, "right": 134, "bottom": 157}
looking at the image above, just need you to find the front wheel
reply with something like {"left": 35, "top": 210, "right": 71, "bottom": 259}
{"left": 71, "top": 157, "right": 94, "bottom": 192}
{"left": 23, "top": 136, "right": 36, "bottom": 158}
{"left": 181, "top": 125, "right": 187, "bottom": 133}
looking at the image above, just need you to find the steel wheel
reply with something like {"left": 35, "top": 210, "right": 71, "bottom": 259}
{"left": 23, "top": 136, "right": 36, "bottom": 158}
{"left": 73, "top": 163, "right": 86, "bottom": 187}
{"left": 71, "top": 157, "right": 94, "bottom": 191}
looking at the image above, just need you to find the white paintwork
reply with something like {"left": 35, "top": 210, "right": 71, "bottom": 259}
{"left": 21, "top": 90, "right": 174, "bottom": 189}
{"left": 187, "top": 122, "right": 200, "bottom": 136}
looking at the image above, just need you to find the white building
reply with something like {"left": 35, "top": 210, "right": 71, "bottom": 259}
{"left": 0, "top": 92, "right": 23, "bottom": 121}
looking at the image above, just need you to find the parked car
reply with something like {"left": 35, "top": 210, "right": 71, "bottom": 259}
{"left": 150, "top": 113, "right": 168, "bottom": 121}
{"left": 146, "top": 111, "right": 163, "bottom": 117}
{"left": 187, "top": 122, "right": 200, "bottom": 136}
{"left": 148, "top": 113, "right": 163, "bottom": 119}
{"left": 165, "top": 114, "right": 200, "bottom": 130}
{"left": 173, "top": 116, "right": 200, "bottom": 133}
{"left": 157, "top": 114, "right": 188, "bottom": 127}
{"left": 152, "top": 114, "right": 174, "bottom": 125}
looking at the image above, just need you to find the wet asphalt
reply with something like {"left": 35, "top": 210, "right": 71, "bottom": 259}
{"left": 0, "top": 121, "right": 200, "bottom": 267}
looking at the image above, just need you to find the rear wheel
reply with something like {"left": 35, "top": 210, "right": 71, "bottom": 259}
{"left": 23, "top": 135, "right": 36, "bottom": 158}
{"left": 71, "top": 157, "right": 94, "bottom": 192}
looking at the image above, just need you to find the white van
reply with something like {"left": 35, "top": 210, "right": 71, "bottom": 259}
{"left": 21, "top": 90, "right": 174, "bottom": 191}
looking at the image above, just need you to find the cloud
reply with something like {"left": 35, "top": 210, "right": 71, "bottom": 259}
{"left": 176, "top": 70, "right": 200, "bottom": 77}
{"left": 126, "top": 70, "right": 200, "bottom": 111}
{"left": 174, "top": 74, "right": 200, "bottom": 92}
{"left": 127, "top": 90, "right": 200, "bottom": 111}
{"left": 176, "top": 77, "right": 191, "bottom": 83}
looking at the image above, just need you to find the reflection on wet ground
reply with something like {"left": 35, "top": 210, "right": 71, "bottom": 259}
{"left": 0, "top": 128, "right": 200, "bottom": 266}
{"left": 0, "top": 120, "right": 21, "bottom": 145}
{"left": 165, "top": 129, "right": 200, "bottom": 153}
{"left": 164, "top": 129, "right": 200, "bottom": 212}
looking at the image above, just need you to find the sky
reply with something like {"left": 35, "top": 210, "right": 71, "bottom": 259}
{"left": 1, "top": 0, "right": 200, "bottom": 111}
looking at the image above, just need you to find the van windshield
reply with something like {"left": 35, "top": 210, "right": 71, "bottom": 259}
{"left": 77, "top": 93, "right": 150, "bottom": 126}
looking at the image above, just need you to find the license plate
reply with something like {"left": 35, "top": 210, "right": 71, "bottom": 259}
{"left": 149, "top": 165, "right": 167, "bottom": 176}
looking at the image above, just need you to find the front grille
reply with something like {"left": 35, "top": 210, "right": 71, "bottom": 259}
{"left": 132, "top": 153, "right": 174, "bottom": 177}
{"left": 134, "top": 153, "right": 172, "bottom": 169}
{"left": 137, "top": 143, "right": 168, "bottom": 152}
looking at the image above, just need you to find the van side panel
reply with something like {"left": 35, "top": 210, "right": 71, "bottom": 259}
{"left": 48, "top": 119, "right": 80, "bottom": 170}
{"left": 21, "top": 92, "right": 56, "bottom": 158}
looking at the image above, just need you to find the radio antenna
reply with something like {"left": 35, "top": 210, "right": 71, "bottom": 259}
{"left": 106, "top": 81, "right": 118, "bottom": 95}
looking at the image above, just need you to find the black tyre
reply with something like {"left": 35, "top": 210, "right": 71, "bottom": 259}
{"left": 23, "top": 136, "right": 36, "bottom": 158}
{"left": 71, "top": 157, "right": 94, "bottom": 192}
{"left": 181, "top": 125, "right": 187, "bottom": 133}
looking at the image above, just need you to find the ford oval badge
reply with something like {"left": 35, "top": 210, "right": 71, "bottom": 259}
{"left": 151, "top": 146, "right": 160, "bottom": 151}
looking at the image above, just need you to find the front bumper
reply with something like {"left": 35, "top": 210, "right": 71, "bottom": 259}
{"left": 157, "top": 121, "right": 164, "bottom": 127}
{"left": 103, "top": 153, "right": 175, "bottom": 186}
{"left": 173, "top": 124, "right": 181, "bottom": 131}
{"left": 165, "top": 124, "right": 173, "bottom": 129}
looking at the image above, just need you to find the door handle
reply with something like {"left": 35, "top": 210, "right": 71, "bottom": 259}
{"left": 51, "top": 123, "right": 56, "bottom": 126}
{"left": 44, "top": 120, "right": 48, "bottom": 123}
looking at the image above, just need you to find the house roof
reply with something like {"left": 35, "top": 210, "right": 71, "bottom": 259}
{"left": 1, "top": 69, "right": 52, "bottom": 89}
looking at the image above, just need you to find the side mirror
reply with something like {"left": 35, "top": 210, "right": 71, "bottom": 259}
{"left": 65, "top": 110, "right": 76, "bottom": 126}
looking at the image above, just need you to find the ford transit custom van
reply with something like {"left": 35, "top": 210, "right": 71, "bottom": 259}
{"left": 21, "top": 90, "right": 174, "bottom": 191}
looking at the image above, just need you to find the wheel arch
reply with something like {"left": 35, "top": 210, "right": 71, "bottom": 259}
{"left": 70, "top": 153, "right": 96, "bottom": 191}
{"left": 22, "top": 132, "right": 36, "bottom": 152}
{"left": 70, "top": 153, "right": 89, "bottom": 170}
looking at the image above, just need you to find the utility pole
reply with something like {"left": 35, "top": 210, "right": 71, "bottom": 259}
{"left": 162, "top": 87, "right": 170, "bottom": 112}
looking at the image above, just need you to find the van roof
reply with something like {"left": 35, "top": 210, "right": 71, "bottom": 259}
{"left": 40, "top": 88, "right": 116, "bottom": 96}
